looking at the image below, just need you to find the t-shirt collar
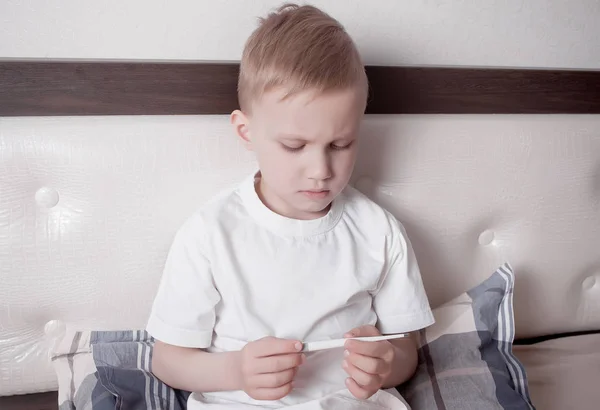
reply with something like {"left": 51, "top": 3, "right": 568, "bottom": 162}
{"left": 240, "top": 172, "right": 344, "bottom": 237}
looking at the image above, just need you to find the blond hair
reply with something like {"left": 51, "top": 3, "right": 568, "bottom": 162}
{"left": 238, "top": 3, "right": 368, "bottom": 112}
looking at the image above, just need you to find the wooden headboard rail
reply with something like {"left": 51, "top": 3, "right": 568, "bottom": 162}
{"left": 1, "top": 60, "right": 599, "bottom": 116}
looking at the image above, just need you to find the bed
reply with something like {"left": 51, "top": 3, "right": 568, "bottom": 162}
{"left": 1, "top": 61, "right": 599, "bottom": 409}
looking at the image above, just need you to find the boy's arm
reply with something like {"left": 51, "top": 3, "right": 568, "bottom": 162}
{"left": 343, "top": 218, "right": 433, "bottom": 399}
{"left": 371, "top": 218, "right": 434, "bottom": 336}
{"left": 152, "top": 337, "right": 305, "bottom": 399}
{"left": 147, "top": 217, "right": 236, "bottom": 392}
{"left": 148, "top": 217, "right": 306, "bottom": 399}
{"left": 371, "top": 219, "right": 431, "bottom": 388}
{"left": 384, "top": 334, "right": 418, "bottom": 388}
{"left": 152, "top": 341, "right": 243, "bottom": 392}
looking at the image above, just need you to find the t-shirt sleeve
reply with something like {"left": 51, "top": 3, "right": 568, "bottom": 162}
{"left": 372, "top": 217, "right": 435, "bottom": 334}
{"left": 146, "top": 216, "right": 220, "bottom": 348}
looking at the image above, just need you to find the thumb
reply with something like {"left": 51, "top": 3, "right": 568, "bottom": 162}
{"left": 344, "top": 325, "right": 380, "bottom": 338}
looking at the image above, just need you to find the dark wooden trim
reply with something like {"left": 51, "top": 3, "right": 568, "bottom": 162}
{"left": 1, "top": 60, "right": 599, "bottom": 116}
{"left": 0, "top": 61, "right": 239, "bottom": 116}
{"left": 365, "top": 66, "right": 600, "bottom": 114}
{"left": 0, "top": 391, "right": 58, "bottom": 410}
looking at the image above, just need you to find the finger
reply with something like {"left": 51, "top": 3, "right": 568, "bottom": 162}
{"left": 251, "top": 337, "right": 303, "bottom": 358}
{"left": 345, "top": 377, "right": 374, "bottom": 400}
{"left": 345, "top": 339, "right": 392, "bottom": 359}
{"left": 252, "top": 382, "right": 293, "bottom": 401}
{"left": 342, "top": 358, "right": 381, "bottom": 389}
{"left": 254, "top": 353, "right": 305, "bottom": 374}
{"left": 346, "top": 351, "right": 389, "bottom": 375}
{"left": 251, "top": 368, "right": 297, "bottom": 389}
{"left": 344, "top": 325, "right": 380, "bottom": 338}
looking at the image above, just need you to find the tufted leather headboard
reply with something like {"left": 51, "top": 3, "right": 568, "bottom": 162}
{"left": 1, "top": 62, "right": 599, "bottom": 396}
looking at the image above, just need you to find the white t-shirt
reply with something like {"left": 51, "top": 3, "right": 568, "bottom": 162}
{"left": 147, "top": 172, "right": 434, "bottom": 409}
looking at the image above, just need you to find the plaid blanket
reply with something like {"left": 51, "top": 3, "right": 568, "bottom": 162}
{"left": 51, "top": 329, "right": 189, "bottom": 410}
{"left": 50, "top": 264, "right": 534, "bottom": 410}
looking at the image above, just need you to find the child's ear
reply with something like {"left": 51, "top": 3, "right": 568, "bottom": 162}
{"left": 230, "top": 110, "right": 252, "bottom": 150}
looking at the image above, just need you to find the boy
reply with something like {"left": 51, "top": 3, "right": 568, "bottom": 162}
{"left": 147, "top": 4, "right": 434, "bottom": 409}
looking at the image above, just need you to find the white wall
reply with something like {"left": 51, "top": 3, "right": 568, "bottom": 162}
{"left": 1, "top": 0, "right": 599, "bottom": 69}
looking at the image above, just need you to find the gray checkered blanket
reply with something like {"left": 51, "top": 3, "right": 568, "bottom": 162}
{"left": 51, "top": 329, "right": 189, "bottom": 410}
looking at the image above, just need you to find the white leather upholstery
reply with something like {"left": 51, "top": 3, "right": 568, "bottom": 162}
{"left": 1, "top": 114, "right": 599, "bottom": 395}
{"left": 514, "top": 333, "right": 600, "bottom": 409}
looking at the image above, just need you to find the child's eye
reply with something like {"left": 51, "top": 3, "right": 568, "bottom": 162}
{"left": 281, "top": 144, "right": 304, "bottom": 152}
{"left": 330, "top": 141, "right": 354, "bottom": 150}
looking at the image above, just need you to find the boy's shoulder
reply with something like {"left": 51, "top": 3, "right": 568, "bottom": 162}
{"left": 341, "top": 184, "right": 403, "bottom": 237}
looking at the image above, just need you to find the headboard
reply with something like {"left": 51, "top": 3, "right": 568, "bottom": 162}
{"left": 1, "top": 61, "right": 599, "bottom": 397}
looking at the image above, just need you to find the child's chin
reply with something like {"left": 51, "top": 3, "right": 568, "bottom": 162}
{"left": 299, "top": 200, "right": 332, "bottom": 214}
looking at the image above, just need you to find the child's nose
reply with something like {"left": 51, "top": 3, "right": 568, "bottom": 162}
{"left": 308, "top": 153, "right": 332, "bottom": 181}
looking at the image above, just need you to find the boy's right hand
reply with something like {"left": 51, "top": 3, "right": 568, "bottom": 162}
{"left": 239, "top": 336, "right": 305, "bottom": 401}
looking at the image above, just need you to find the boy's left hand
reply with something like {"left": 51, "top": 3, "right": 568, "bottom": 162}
{"left": 342, "top": 325, "right": 394, "bottom": 400}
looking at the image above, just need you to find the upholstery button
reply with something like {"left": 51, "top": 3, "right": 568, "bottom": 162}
{"left": 582, "top": 276, "right": 597, "bottom": 290}
{"left": 478, "top": 229, "right": 495, "bottom": 246}
{"left": 35, "top": 187, "right": 59, "bottom": 208}
{"left": 44, "top": 320, "right": 66, "bottom": 338}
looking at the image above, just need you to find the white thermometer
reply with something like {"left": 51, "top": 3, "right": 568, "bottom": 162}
{"left": 301, "top": 333, "right": 409, "bottom": 352}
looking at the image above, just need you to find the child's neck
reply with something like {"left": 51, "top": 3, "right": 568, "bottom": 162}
{"left": 255, "top": 178, "right": 331, "bottom": 221}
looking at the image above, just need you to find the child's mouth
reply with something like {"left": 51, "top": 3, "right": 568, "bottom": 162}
{"left": 301, "top": 190, "right": 330, "bottom": 199}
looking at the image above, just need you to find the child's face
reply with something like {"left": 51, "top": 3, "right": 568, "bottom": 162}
{"left": 232, "top": 86, "right": 366, "bottom": 220}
